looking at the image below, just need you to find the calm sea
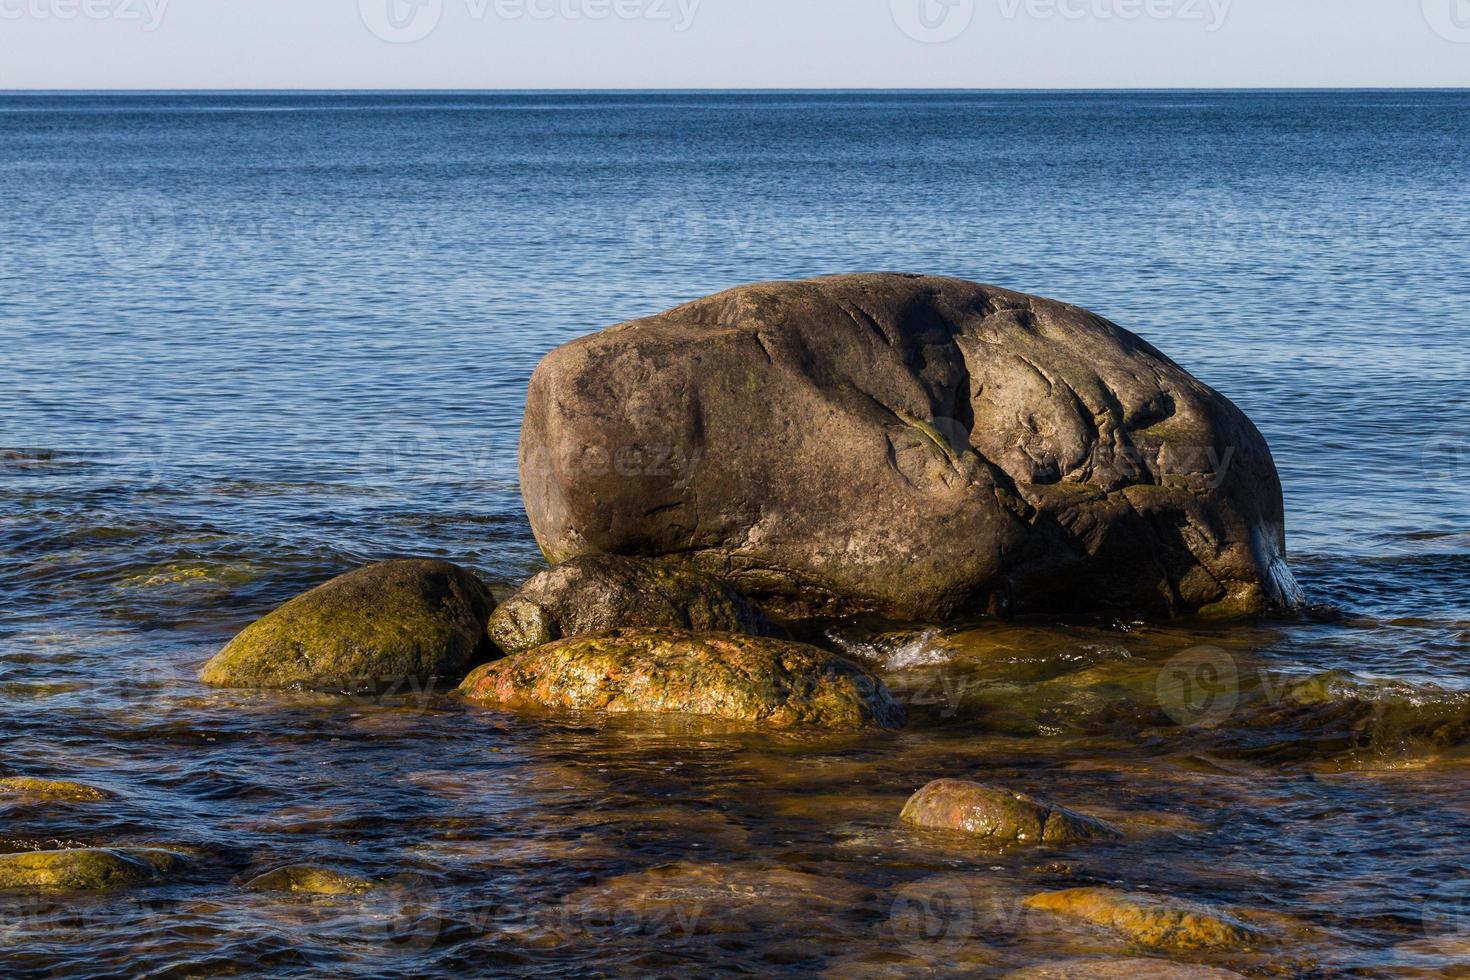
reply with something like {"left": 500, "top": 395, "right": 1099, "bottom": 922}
{"left": 2, "top": 91, "right": 1470, "bottom": 975}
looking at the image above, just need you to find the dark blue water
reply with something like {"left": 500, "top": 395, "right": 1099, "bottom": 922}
{"left": 3, "top": 92, "right": 1470, "bottom": 976}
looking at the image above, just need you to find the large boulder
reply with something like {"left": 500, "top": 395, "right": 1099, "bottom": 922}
{"left": 488, "top": 555, "right": 783, "bottom": 656}
{"left": 200, "top": 560, "right": 495, "bottom": 693}
{"left": 459, "top": 628, "right": 906, "bottom": 730}
{"left": 520, "top": 274, "right": 1301, "bottom": 620}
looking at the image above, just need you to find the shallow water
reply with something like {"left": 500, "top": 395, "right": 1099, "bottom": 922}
{"left": 2, "top": 91, "right": 1470, "bottom": 976}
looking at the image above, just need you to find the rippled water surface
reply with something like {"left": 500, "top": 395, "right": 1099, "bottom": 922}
{"left": 3, "top": 91, "right": 1470, "bottom": 976}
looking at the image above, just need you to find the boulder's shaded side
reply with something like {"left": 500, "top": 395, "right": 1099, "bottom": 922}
{"left": 488, "top": 555, "right": 784, "bottom": 656}
{"left": 200, "top": 559, "right": 495, "bottom": 693}
{"left": 900, "top": 779, "right": 1121, "bottom": 845}
{"left": 1023, "top": 887, "right": 1262, "bottom": 951}
{"left": 521, "top": 274, "right": 1301, "bottom": 620}
{"left": 0, "top": 848, "right": 189, "bottom": 891}
{"left": 459, "top": 629, "right": 905, "bottom": 730}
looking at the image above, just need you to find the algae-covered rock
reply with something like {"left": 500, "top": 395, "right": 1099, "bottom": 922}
{"left": 200, "top": 559, "right": 495, "bottom": 693}
{"left": 1022, "top": 887, "right": 1261, "bottom": 950}
{"left": 488, "top": 555, "right": 783, "bottom": 656}
{"left": 459, "top": 628, "right": 905, "bottom": 730}
{"left": 0, "top": 777, "right": 110, "bottom": 802}
{"left": 0, "top": 848, "right": 189, "bottom": 891}
{"left": 244, "top": 864, "right": 374, "bottom": 895}
{"left": 900, "top": 780, "right": 1121, "bottom": 845}
{"left": 1006, "top": 959, "right": 1247, "bottom": 978}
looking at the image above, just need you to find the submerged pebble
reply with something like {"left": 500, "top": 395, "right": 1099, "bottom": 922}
{"left": 901, "top": 779, "right": 1123, "bottom": 845}
{"left": 243, "top": 864, "right": 375, "bottom": 896}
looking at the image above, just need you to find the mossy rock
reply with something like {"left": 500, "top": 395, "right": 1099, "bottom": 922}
{"left": 459, "top": 628, "right": 906, "bottom": 730}
{"left": 0, "top": 848, "right": 189, "bottom": 891}
{"left": 244, "top": 865, "right": 374, "bottom": 896}
{"left": 489, "top": 555, "right": 784, "bottom": 656}
{"left": 1022, "top": 887, "right": 1262, "bottom": 950}
{"left": 0, "top": 777, "right": 110, "bottom": 802}
{"left": 1006, "top": 959, "right": 1247, "bottom": 978}
{"left": 901, "top": 780, "right": 1122, "bottom": 845}
{"left": 200, "top": 560, "right": 495, "bottom": 693}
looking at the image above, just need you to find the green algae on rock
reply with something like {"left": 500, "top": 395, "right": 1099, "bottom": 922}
{"left": 1022, "top": 887, "right": 1262, "bottom": 951}
{"left": 900, "top": 779, "right": 1122, "bottom": 845}
{"left": 0, "top": 848, "right": 190, "bottom": 891}
{"left": 459, "top": 629, "right": 906, "bottom": 730}
{"left": 1004, "top": 958, "right": 1247, "bottom": 978}
{"left": 199, "top": 559, "right": 495, "bottom": 693}
{"left": 488, "top": 555, "right": 784, "bottom": 656}
{"left": 244, "top": 864, "right": 375, "bottom": 896}
{"left": 0, "top": 776, "right": 111, "bottom": 802}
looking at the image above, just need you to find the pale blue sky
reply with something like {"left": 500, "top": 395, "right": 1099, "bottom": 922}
{"left": 1, "top": 0, "right": 1467, "bottom": 89}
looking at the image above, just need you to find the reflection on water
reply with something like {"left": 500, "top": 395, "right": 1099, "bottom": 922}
{"left": 3, "top": 91, "right": 1470, "bottom": 974}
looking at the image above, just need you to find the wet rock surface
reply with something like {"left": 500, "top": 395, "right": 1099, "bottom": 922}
{"left": 1004, "top": 958, "right": 1248, "bottom": 978}
{"left": 1022, "top": 887, "right": 1262, "bottom": 950}
{"left": 520, "top": 273, "right": 1300, "bottom": 620}
{"left": 901, "top": 779, "right": 1123, "bottom": 845}
{"left": 0, "top": 848, "right": 190, "bottom": 891}
{"left": 0, "top": 777, "right": 110, "bottom": 802}
{"left": 488, "top": 555, "right": 782, "bottom": 656}
{"left": 199, "top": 559, "right": 495, "bottom": 693}
{"left": 243, "top": 864, "right": 375, "bottom": 896}
{"left": 459, "top": 628, "right": 906, "bottom": 730}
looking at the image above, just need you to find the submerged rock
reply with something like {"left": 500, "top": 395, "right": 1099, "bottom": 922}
{"left": 489, "top": 555, "right": 782, "bottom": 656}
{"left": 459, "top": 628, "right": 905, "bottom": 730}
{"left": 200, "top": 559, "right": 495, "bottom": 693}
{"left": 1005, "top": 959, "right": 1247, "bottom": 978}
{"left": 520, "top": 273, "right": 1300, "bottom": 620}
{"left": 1022, "top": 887, "right": 1261, "bottom": 950}
{"left": 0, "top": 848, "right": 189, "bottom": 891}
{"left": 244, "top": 865, "right": 374, "bottom": 896}
{"left": 0, "top": 777, "right": 110, "bottom": 802}
{"left": 561, "top": 862, "right": 872, "bottom": 935}
{"left": 900, "top": 780, "right": 1122, "bottom": 845}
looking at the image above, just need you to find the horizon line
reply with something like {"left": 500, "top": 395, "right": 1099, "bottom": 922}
{"left": 3, "top": 86, "right": 1470, "bottom": 94}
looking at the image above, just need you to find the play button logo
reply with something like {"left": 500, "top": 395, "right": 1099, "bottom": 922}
{"left": 360, "top": 0, "right": 443, "bottom": 44}
{"left": 1423, "top": 0, "right": 1470, "bottom": 41}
